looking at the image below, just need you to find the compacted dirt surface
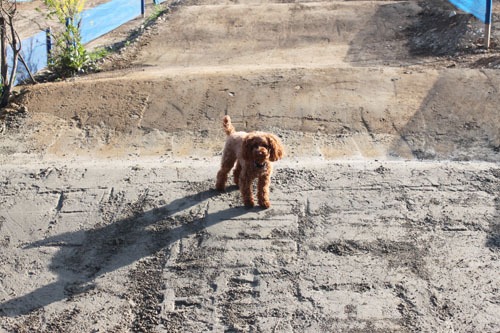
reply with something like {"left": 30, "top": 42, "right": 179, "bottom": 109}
{"left": 1, "top": 0, "right": 500, "bottom": 332}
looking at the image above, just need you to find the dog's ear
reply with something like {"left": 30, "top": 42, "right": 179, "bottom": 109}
{"left": 267, "top": 134, "right": 284, "bottom": 161}
{"left": 242, "top": 135, "right": 255, "bottom": 161}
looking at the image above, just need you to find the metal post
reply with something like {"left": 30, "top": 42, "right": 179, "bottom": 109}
{"left": 485, "top": 0, "right": 493, "bottom": 49}
{"left": 46, "top": 27, "right": 52, "bottom": 62}
{"left": 485, "top": 23, "right": 491, "bottom": 49}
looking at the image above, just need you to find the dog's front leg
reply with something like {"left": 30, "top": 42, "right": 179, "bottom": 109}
{"left": 257, "top": 174, "right": 271, "bottom": 208}
{"left": 239, "top": 175, "right": 255, "bottom": 208}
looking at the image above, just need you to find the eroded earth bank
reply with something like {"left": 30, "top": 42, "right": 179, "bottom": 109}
{"left": 1, "top": 0, "right": 499, "bottom": 332}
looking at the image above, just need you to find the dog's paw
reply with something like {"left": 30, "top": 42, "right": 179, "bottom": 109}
{"left": 258, "top": 200, "right": 271, "bottom": 209}
{"left": 215, "top": 181, "right": 226, "bottom": 192}
{"left": 244, "top": 199, "right": 255, "bottom": 208}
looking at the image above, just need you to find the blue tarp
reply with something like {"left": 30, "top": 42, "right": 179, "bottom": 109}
{"left": 448, "top": 0, "right": 492, "bottom": 23}
{"left": 18, "top": 30, "right": 48, "bottom": 84}
{"left": 4, "top": 0, "right": 147, "bottom": 86}
{"left": 4, "top": 30, "right": 48, "bottom": 85}
{"left": 80, "top": 0, "right": 142, "bottom": 44}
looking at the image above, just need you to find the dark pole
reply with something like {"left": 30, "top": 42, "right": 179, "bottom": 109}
{"left": 46, "top": 27, "right": 52, "bottom": 63}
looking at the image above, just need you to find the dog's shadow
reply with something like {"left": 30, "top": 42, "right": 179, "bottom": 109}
{"left": 0, "top": 185, "right": 255, "bottom": 316}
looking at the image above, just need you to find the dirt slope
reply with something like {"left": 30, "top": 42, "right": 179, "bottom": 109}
{"left": 4, "top": 0, "right": 500, "bottom": 162}
{"left": 1, "top": 0, "right": 500, "bottom": 332}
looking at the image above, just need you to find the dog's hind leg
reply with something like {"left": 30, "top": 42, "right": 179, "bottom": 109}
{"left": 216, "top": 152, "right": 236, "bottom": 191}
{"left": 233, "top": 161, "right": 242, "bottom": 187}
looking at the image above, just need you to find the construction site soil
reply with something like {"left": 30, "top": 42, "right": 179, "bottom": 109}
{"left": 1, "top": 0, "right": 499, "bottom": 332}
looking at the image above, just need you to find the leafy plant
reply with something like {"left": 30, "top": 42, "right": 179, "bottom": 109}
{"left": 145, "top": 4, "right": 165, "bottom": 25}
{"left": 88, "top": 47, "right": 109, "bottom": 62}
{"left": 43, "top": 0, "right": 90, "bottom": 76}
{"left": 45, "top": 0, "right": 85, "bottom": 20}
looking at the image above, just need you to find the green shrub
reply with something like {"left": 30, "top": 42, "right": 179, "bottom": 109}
{"left": 43, "top": 0, "right": 90, "bottom": 76}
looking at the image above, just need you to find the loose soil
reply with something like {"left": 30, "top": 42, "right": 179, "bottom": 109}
{"left": 1, "top": 0, "right": 499, "bottom": 332}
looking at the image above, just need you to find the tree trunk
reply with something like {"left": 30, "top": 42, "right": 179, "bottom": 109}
{"left": 0, "top": 16, "right": 9, "bottom": 108}
{"left": 0, "top": 13, "right": 21, "bottom": 108}
{"left": 0, "top": 17, "right": 7, "bottom": 81}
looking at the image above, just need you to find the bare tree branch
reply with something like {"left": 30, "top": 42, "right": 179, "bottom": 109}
{"left": 0, "top": 0, "right": 22, "bottom": 108}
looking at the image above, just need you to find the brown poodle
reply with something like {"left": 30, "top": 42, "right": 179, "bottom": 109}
{"left": 216, "top": 115, "right": 284, "bottom": 208}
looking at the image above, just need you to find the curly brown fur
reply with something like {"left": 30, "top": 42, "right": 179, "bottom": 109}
{"left": 216, "top": 115, "right": 284, "bottom": 208}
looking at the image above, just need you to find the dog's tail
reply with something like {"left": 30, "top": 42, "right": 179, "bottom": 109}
{"left": 222, "top": 115, "right": 235, "bottom": 136}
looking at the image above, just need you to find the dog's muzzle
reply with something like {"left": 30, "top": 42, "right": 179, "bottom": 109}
{"left": 254, "top": 161, "right": 267, "bottom": 169}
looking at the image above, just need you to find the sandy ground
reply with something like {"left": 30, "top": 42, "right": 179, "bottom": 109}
{"left": 1, "top": 0, "right": 500, "bottom": 332}
{"left": 0, "top": 158, "right": 499, "bottom": 332}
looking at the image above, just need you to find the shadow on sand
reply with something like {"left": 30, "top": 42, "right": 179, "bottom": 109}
{"left": 486, "top": 195, "right": 500, "bottom": 250}
{"left": 0, "top": 185, "right": 256, "bottom": 317}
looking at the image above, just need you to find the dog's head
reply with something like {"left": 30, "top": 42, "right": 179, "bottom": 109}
{"left": 242, "top": 133, "right": 284, "bottom": 169}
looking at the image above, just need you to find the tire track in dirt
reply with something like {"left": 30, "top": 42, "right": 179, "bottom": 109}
{"left": 2, "top": 0, "right": 500, "bottom": 331}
